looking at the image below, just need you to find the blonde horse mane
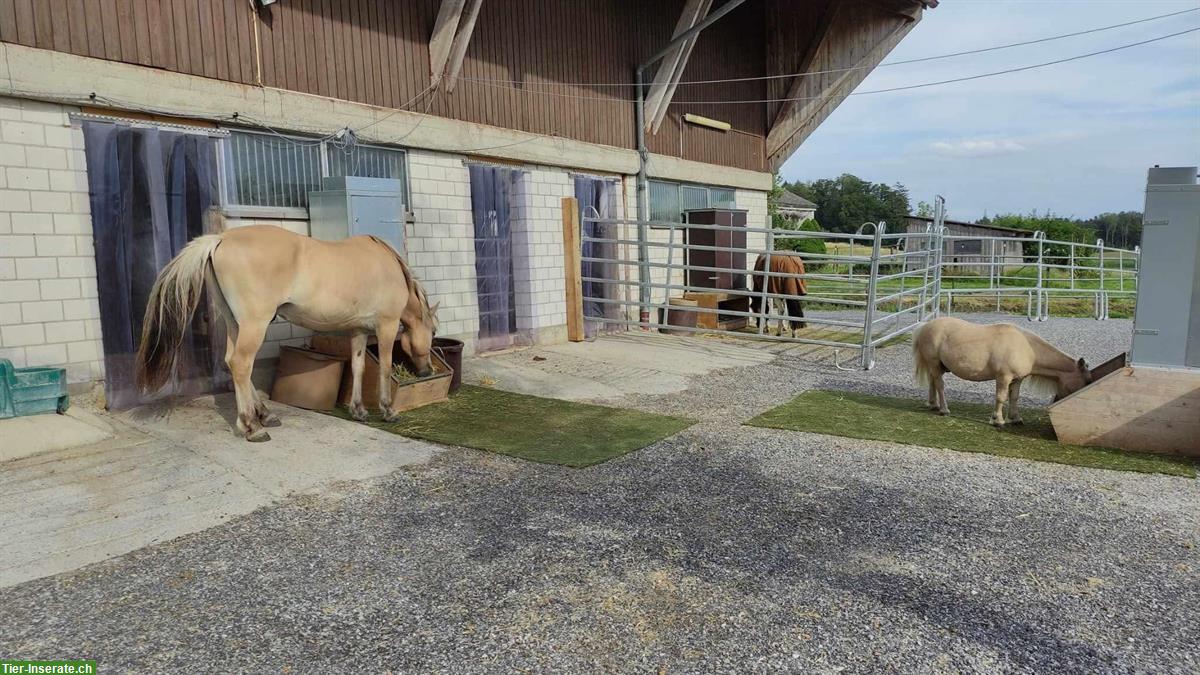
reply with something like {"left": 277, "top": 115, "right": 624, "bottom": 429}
{"left": 366, "top": 237, "right": 438, "bottom": 332}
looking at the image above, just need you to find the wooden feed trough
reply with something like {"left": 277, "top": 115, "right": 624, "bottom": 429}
{"left": 309, "top": 335, "right": 453, "bottom": 412}
{"left": 1049, "top": 167, "right": 1200, "bottom": 458}
{"left": 1048, "top": 354, "right": 1200, "bottom": 457}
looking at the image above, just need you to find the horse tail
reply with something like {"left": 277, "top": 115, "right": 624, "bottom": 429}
{"left": 135, "top": 234, "right": 224, "bottom": 393}
{"left": 912, "top": 322, "right": 932, "bottom": 387}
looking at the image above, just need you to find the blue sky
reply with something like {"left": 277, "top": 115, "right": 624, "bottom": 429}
{"left": 779, "top": 0, "right": 1200, "bottom": 221}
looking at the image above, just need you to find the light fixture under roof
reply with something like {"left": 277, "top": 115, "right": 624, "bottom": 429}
{"left": 683, "top": 113, "right": 731, "bottom": 132}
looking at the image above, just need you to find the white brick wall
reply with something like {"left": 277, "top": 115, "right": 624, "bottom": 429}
{"left": 0, "top": 97, "right": 103, "bottom": 385}
{"left": 510, "top": 167, "right": 571, "bottom": 332}
{"left": 738, "top": 188, "right": 770, "bottom": 276}
{"left": 0, "top": 92, "right": 767, "bottom": 387}
{"left": 404, "top": 150, "right": 478, "bottom": 341}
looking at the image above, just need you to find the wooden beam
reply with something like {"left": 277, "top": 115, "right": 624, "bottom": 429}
{"left": 644, "top": 0, "right": 711, "bottom": 133}
{"left": 429, "top": 0, "right": 466, "bottom": 85}
{"left": 444, "top": 0, "right": 482, "bottom": 93}
{"left": 648, "top": 28, "right": 705, "bottom": 134}
{"left": 562, "top": 197, "right": 585, "bottom": 342}
{"left": 766, "top": 10, "right": 920, "bottom": 171}
{"left": 864, "top": 0, "right": 927, "bottom": 21}
{"left": 769, "top": 0, "right": 839, "bottom": 133}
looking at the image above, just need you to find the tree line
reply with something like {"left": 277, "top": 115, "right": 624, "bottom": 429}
{"left": 770, "top": 173, "right": 1143, "bottom": 250}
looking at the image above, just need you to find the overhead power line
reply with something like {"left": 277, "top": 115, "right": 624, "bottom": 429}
{"left": 455, "top": 27, "right": 1200, "bottom": 105}
{"left": 456, "top": 6, "right": 1200, "bottom": 89}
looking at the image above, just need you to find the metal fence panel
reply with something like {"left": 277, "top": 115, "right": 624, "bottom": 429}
{"left": 574, "top": 195, "right": 1138, "bottom": 370}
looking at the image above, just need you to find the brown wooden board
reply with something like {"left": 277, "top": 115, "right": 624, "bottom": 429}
{"left": 1048, "top": 365, "right": 1200, "bottom": 457}
{"left": 561, "top": 197, "right": 584, "bottom": 342}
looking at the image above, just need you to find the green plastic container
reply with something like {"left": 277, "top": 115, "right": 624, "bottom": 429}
{"left": 0, "top": 359, "right": 69, "bottom": 419}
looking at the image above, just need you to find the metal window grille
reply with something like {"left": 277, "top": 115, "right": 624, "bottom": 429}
{"left": 649, "top": 180, "right": 739, "bottom": 223}
{"left": 224, "top": 131, "right": 322, "bottom": 208}
{"left": 709, "top": 187, "right": 736, "bottom": 208}
{"left": 327, "top": 143, "right": 410, "bottom": 208}
{"left": 223, "top": 130, "right": 410, "bottom": 210}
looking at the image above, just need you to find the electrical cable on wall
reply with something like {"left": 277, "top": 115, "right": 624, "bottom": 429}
{"left": 452, "top": 27, "right": 1199, "bottom": 105}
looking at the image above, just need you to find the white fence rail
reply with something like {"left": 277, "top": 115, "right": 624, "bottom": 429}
{"left": 572, "top": 197, "right": 1138, "bottom": 370}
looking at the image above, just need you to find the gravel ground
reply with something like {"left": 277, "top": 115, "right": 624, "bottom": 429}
{"left": 2, "top": 314, "right": 1197, "bottom": 673}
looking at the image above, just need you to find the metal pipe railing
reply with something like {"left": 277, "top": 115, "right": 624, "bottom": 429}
{"left": 574, "top": 201, "right": 1138, "bottom": 370}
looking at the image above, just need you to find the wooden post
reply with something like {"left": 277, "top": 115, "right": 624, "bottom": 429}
{"left": 562, "top": 197, "right": 585, "bottom": 342}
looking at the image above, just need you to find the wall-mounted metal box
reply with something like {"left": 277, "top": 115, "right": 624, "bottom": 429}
{"left": 308, "top": 176, "right": 406, "bottom": 253}
{"left": 1131, "top": 167, "right": 1200, "bottom": 369}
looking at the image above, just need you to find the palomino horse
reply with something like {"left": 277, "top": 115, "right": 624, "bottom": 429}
{"left": 913, "top": 316, "right": 1091, "bottom": 427}
{"left": 136, "top": 221, "right": 438, "bottom": 442}
{"left": 749, "top": 253, "right": 807, "bottom": 337}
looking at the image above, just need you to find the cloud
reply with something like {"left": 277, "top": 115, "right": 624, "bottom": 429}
{"left": 930, "top": 138, "right": 1027, "bottom": 157}
{"left": 779, "top": 0, "right": 1200, "bottom": 220}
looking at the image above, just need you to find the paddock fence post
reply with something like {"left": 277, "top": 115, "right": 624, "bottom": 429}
{"left": 561, "top": 197, "right": 585, "bottom": 342}
{"left": 756, "top": 227, "right": 774, "bottom": 336}
{"left": 860, "top": 222, "right": 884, "bottom": 370}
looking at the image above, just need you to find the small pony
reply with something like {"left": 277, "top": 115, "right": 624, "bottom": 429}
{"left": 913, "top": 316, "right": 1091, "bottom": 427}
{"left": 749, "top": 253, "right": 807, "bottom": 337}
{"left": 136, "top": 220, "right": 438, "bottom": 442}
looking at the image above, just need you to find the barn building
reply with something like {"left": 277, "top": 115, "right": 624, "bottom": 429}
{"left": 776, "top": 189, "right": 818, "bottom": 222}
{"left": 904, "top": 215, "right": 1027, "bottom": 275}
{"left": 0, "top": 0, "right": 936, "bottom": 400}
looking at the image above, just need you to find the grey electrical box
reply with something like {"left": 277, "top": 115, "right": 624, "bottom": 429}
{"left": 308, "top": 176, "right": 407, "bottom": 253}
{"left": 1130, "top": 167, "right": 1200, "bottom": 369}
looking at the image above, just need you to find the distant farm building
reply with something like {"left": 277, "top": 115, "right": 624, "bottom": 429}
{"left": 905, "top": 216, "right": 1026, "bottom": 275}
{"left": 777, "top": 189, "right": 818, "bottom": 222}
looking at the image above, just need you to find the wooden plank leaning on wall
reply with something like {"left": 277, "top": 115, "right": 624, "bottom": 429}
{"left": 561, "top": 197, "right": 585, "bottom": 342}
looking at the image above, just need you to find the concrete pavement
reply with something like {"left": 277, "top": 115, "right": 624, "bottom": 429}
{"left": 0, "top": 393, "right": 438, "bottom": 588}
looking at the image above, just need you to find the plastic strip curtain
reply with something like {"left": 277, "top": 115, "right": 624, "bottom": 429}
{"left": 82, "top": 120, "right": 228, "bottom": 409}
{"left": 469, "top": 164, "right": 520, "bottom": 350}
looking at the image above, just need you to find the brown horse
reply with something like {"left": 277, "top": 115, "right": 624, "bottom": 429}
{"left": 135, "top": 221, "right": 438, "bottom": 442}
{"left": 749, "top": 253, "right": 808, "bottom": 337}
{"left": 913, "top": 317, "right": 1091, "bottom": 427}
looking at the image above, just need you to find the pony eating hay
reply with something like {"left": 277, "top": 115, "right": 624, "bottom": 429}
{"left": 913, "top": 317, "right": 1091, "bottom": 427}
{"left": 136, "top": 217, "right": 438, "bottom": 442}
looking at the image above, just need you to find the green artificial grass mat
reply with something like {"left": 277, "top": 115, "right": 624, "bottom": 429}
{"left": 745, "top": 390, "right": 1195, "bottom": 478}
{"left": 330, "top": 385, "right": 694, "bottom": 468}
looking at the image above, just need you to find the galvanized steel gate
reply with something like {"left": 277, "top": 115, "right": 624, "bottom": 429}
{"left": 561, "top": 197, "right": 1139, "bottom": 370}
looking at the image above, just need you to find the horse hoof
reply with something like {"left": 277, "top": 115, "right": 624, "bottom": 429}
{"left": 1011, "top": 419, "right": 1024, "bottom": 426}
{"left": 350, "top": 406, "right": 369, "bottom": 422}
{"left": 261, "top": 413, "right": 282, "bottom": 428}
{"left": 246, "top": 428, "right": 271, "bottom": 442}
{"left": 382, "top": 411, "right": 401, "bottom": 423}
{"left": 938, "top": 410, "right": 949, "bottom": 416}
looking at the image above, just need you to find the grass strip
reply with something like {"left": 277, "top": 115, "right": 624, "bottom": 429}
{"left": 330, "top": 385, "right": 695, "bottom": 468}
{"left": 746, "top": 389, "right": 1195, "bottom": 478}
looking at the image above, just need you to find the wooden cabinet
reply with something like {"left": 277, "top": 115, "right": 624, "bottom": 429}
{"left": 683, "top": 209, "right": 747, "bottom": 291}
